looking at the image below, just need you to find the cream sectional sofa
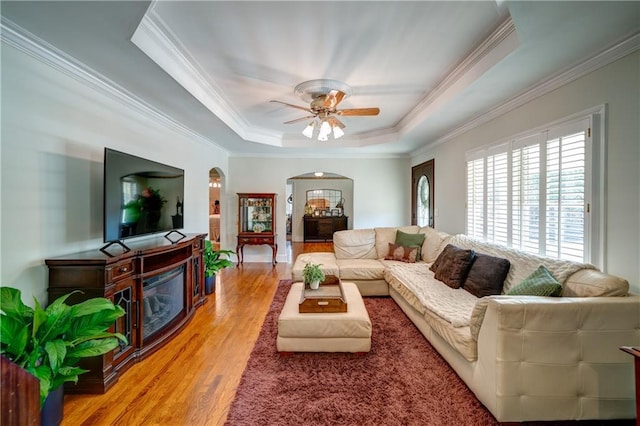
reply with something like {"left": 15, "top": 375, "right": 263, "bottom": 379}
{"left": 291, "top": 225, "right": 640, "bottom": 422}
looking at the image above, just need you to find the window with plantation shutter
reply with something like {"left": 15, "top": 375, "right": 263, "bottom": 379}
{"left": 465, "top": 114, "right": 596, "bottom": 264}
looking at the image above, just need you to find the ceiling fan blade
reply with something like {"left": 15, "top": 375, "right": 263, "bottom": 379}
{"left": 270, "top": 100, "right": 313, "bottom": 113}
{"left": 283, "top": 115, "right": 316, "bottom": 124}
{"left": 328, "top": 117, "right": 346, "bottom": 129}
{"left": 322, "top": 90, "right": 346, "bottom": 109}
{"left": 337, "top": 107, "right": 380, "bottom": 116}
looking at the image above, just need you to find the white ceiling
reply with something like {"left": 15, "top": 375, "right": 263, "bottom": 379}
{"left": 2, "top": 1, "right": 639, "bottom": 157}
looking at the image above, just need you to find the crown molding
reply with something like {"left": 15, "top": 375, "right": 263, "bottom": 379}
{"left": 0, "top": 17, "right": 223, "bottom": 151}
{"left": 400, "top": 17, "right": 518, "bottom": 135}
{"left": 412, "top": 31, "right": 640, "bottom": 158}
{"left": 132, "top": 5, "right": 283, "bottom": 146}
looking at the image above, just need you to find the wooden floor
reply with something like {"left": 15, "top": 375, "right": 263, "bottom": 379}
{"left": 61, "top": 242, "right": 332, "bottom": 426}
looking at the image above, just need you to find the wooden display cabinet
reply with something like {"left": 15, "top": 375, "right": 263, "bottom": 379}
{"left": 45, "top": 233, "right": 206, "bottom": 394}
{"left": 236, "top": 193, "right": 277, "bottom": 266}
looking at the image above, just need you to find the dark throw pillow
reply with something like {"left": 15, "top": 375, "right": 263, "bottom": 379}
{"left": 463, "top": 253, "right": 511, "bottom": 298}
{"left": 384, "top": 243, "right": 419, "bottom": 263}
{"left": 433, "top": 244, "right": 476, "bottom": 289}
{"left": 506, "top": 265, "right": 562, "bottom": 297}
{"left": 395, "top": 230, "right": 426, "bottom": 261}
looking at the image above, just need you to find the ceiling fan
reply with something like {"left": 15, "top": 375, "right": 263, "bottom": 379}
{"left": 270, "top": 79, "right": 380, "bottom": 141}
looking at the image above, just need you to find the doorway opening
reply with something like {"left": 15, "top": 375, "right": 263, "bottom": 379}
{"left": 412, "top": 159, "right": 434, "bottom": 228}
{"left": 287, "top": 172, "right": 353, "bottom": 243}
{"left": 208, "top": 168, "right": 224, "bottom": 249}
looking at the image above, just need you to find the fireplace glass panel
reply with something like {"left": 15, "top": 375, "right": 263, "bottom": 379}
{"left": 142, "top": 265, "right": 185, "bottom": 341}
{"left": 113, "top": 287, "right": 132, "bottom": 354}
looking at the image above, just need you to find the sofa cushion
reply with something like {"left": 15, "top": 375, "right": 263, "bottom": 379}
{"left": 419, "top": 226, "right": 451, "bottom": 263}
{"left": 506, "top": 265, "right": 562, "bottom": 296}
{"left": 291, "top": 253, "right": 340, "bottom": 282}
{"left": 333, "top": 228, "right": 377, "bottom": 259}
{"left": 464, "top": 253, "right": 511, "bottom": 298}
{"left": 433, "top": 244, "right": 476, "bottom": 289}
{"left": 374, "top": 226, "right": 420, "bottom": 259}
{"left": 384, "top": 243, "right": 419, "bottom": 263}
{"left": 336, "top": 258, "right": 386, "bottom": 281}
{"left": 562, "top": 269, "right": 629, "bottom": 297}
{"left": 447, "top": 234, "right": 596, "bottom": 292}
{"left": 395, "top": 230, "right": 426, "bottom": 260}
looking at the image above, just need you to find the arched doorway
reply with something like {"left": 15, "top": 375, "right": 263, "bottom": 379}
{"left": 287, "top": 172, "right": 353, "bottom": 243}
{"left": 208, "top": 168, "right": 224, "bottom": 249}
{"left": 412, "top": 159, "right": 434, "bottom": 228}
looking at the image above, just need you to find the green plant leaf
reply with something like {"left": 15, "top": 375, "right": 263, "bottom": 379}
{"left": 71, "top": 297, "right": 120, "bottom": 317}
{"left": 0, "top": 315, "right": 30, "bottom": 362}
{"left": 29, "top": 364, "right": 53, "bottom": 406}
{"left": 51, "top": 366, "right": 86, "bottom": 391}
{"left": 44, "top": 339, "right": 66, "bottom": 374}
{"left": 67, "top": 337, "right": 120, "bottom": 359}
{"left": 31, "top": 298, "right": 47, "bottom": 338}
{"left": 66, "top": 305, "right": 125, "bottom": 340}
{"left": 0, "top": 287, "right": 33, "bottom": 322}
{"left": 37, "top": 293, "right": 76, "bottom": 342}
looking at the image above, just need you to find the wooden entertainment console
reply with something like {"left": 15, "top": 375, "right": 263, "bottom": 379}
{"left": 45, "top": 233, "right": 207, "bottom": 394}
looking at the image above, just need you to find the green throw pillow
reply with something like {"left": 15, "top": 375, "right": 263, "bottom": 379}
{"left": 395, "top": 230, "right": 426, "bottom": 261}
{"left": 506, "top": 265, "right": 562, "bottom": 296}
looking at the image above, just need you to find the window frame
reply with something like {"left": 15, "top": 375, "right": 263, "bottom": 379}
{"left": 465, "top": 106, "right": 605, "bottom": 268}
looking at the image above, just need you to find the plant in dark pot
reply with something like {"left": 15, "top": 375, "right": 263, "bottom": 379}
{"left": 203, "top": 240, "right": 235, "bottom": 294}
{"left": 0, "top": 286, "right": 127, "bottom": 426}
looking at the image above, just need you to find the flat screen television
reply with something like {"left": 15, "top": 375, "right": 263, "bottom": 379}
{"left": 103, "top": 148, "right": 185, "bottom": 243}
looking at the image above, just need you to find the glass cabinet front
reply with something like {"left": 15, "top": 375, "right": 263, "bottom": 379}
{"left": 238, "top": 193, "right": 275, "bottom": 234}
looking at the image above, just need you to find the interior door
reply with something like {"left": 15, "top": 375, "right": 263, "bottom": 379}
{"left": 411, "top": 159, "right": 434, "bottom": 227}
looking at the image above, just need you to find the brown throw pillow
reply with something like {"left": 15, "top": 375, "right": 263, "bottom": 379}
{"left": 433, "top": 244, "right": 476, "bottom": 289}
{"left": 463, "top": 253, "right": 511, "bottom": 297}
{"left": 385, "top": 243, "right": 419, "bottom": 263}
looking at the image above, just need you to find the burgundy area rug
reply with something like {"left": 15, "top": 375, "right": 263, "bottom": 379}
{"left": 225, "top": 281, "right": 634, "bottom": 426}
{"left": 225, "top": 280, "right": 497, "bottom": 425}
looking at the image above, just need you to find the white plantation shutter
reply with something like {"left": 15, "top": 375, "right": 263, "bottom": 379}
{"left": 545, "top": 120, "right": 588, "bottom": 262}
{"left": 466, "top": 116, "right": 592, "bottom": 262}
{"left": 467, "top": 158, "right": 484, "bottom": 240}
{"left": 487, "top": 152, "right": 508, "bottom": 245}
{"left": 512, "top": 135, "right": 543, "bottom": 255}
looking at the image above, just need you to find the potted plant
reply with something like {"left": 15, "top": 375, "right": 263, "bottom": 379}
{"left": 203, "top": 240, "right": 235, "bottom": 294}
{"left": 302, "top": 263, "right": 325, "bottom": 290}
{"left": 0, "top": 286, "right": 127, "bottom": 425}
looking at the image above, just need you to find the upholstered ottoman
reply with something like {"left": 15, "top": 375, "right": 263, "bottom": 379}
{"left": 277, "top": 282, "right": 372, "bottom": 353}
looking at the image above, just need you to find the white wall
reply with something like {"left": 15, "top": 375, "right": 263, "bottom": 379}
{"left": 1, "top": 43, "right": 230, "bottom": 306}
{"left": 412, "top": 52, "right": 640, "bottom": 292}
{"left": 228, "top": 156, "right": 410, "bottom": 262}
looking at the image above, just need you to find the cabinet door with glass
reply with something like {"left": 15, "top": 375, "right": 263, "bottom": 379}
{"left": 237, "top": 193, "right": 276, "bottom": 235}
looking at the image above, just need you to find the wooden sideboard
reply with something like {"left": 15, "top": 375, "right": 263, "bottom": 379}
{"left": 45, "top": 233, "right": 206, "bottom": 394}
{"left": 303, "top": 216, "right": 348, "bottom": 242}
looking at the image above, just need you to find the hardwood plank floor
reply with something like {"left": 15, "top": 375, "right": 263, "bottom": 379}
{"left": 61, "top": 242, "right": 332, "bottom": 426}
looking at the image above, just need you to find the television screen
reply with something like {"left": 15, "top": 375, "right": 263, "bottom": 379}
{"left": 104, "top": 148, "right": 185, "bottom": 243}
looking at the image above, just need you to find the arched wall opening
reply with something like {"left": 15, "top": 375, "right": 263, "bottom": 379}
{"left": 286, "top": 172, "right": 353, "bottom": 242}
{"left": 208, "top": 167, "right": 226, "bottom": 249}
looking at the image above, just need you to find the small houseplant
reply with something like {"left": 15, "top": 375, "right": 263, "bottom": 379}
{"left": 203, "top": 240, "right": 235, "bottom": 294}
{"left": 302, "top": 263, "right": 325, "bottom": 290}
{"left": 0, "top": 286, "right": 127, "bottom": 420}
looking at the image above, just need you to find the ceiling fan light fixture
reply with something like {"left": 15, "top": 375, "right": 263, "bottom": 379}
{"left": 332, "top": 125, "right": 345, "bottom": 139}
{"left": 302, "top": 121, "right": 315, "bottom": 138}
{"left": 318, "top": 120, "right": 331, "bottom": 140}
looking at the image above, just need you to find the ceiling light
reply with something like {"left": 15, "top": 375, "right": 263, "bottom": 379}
{"left": 302, "top": 121, "right": 315, "bottom": 138}
{"left": 332, "top": 125, "right": 344, "bottom": 139}
{"left": 314, "top": 172, "right": 324, "bottom": 177}
{"left": 318, "top": 120, "right": 331, "bottom": 138}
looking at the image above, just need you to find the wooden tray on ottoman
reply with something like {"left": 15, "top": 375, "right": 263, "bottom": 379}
{"left": 299, "top": 275, "right": 348, "bottom": 313}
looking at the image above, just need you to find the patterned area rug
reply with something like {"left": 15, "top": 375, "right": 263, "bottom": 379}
{"left": 225, "top": 280, "right": 635, "bottom": 426}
